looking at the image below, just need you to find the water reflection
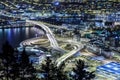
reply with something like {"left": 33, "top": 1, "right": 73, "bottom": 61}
{"left": 0, "top": 27, "right": 37, "bottom": 51}
{"left": 25, "top": 27, "right": 28, "bottom": 38}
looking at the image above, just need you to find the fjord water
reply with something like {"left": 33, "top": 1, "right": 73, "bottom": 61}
{"left": 0, "top": 27, "right": 37, "bottom": 51}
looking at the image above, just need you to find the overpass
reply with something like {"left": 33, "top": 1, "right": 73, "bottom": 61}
{"left": 26, "top": 20, "right": 60, "bottom": 50}
{"left": 56, "top": 40, "right": 84, "bottom": 67}
{"left": 1, "top": 10, "right": 64, "bottom": 51}
{"left": 2, "top": 10, "right": 84, "bottom": 66}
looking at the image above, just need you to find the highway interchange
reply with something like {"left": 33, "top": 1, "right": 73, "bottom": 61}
{"left": 0, "top": 1, "right": 120, "bottom": 79}
{"left": 3, "top": 9, "right": 115, "bottom": 66}
{"left": 20, "top": 20, "right": 85, "bottom": 67}
{"left": 1, "top": 9, "right": 118, "bottom": 66}
{"left": 1, "top": 8, "right": 120, "bottom": 80}
{"left": 1, "top": 8, "right": 84, "bottom": 67}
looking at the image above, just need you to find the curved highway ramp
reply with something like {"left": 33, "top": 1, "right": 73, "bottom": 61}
{"left": 56, "top": 42, "right": 84, "bottom": 67}
{"left": 26, "top": 20, "right": 63, "bottom": 52}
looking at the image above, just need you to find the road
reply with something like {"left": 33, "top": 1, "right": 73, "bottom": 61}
{"left": 40, "top": 21, "right": 67, "bottom": 29}
{"left": 1, "top": 10, "right": 85, "bottom": 67}
{"left": 1, "top": 10, "right": 64, "bottom": 51}
{"left": 26, "top": 20, "right": 60, "bottom": 50}
{"left": 56, "top": 40, "right": 84, "bottom": 67}
{"left": 0, "top": 2, "right": 15, "bottom": 9}
{"left": 20, "top": 37, "right": 42, "bottom": 47}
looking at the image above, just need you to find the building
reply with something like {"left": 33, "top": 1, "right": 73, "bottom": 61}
{"left": 96, "top": 62, "right": 120, "bottom": 80}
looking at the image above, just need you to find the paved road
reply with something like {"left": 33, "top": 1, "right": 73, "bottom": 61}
{"left": 26, "top": 20, "right": 60, "bottom": 50}
{"left": 56, "top": 40, "right": 84, "bottom": 67}
{"left": 20, "top": 37, "right": 42, "bottom": 46}
{"left": 2, "top": 10, "right": 85, "bottom": 67}
{"left": 1, "top": 10, "right": 64, "bottom": 52}
{"left": 40, "top": 21, "right": 67, "bottom": 29}
{"left": 0, "top": 2, "right": 15, "bottom": 9}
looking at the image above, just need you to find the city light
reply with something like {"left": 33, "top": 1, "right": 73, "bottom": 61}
{"left": 0, "top": 0, "right": 120, "bottom": 80}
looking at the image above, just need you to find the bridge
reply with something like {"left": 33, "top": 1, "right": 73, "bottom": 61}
{"left": 26, "top": 20, "right": 60, "bottom": 50}
{"left": 2, "top": 10, "right": 84, "bottom": 67}
{"left": 56, "top": 40, "right": 84, "bottom": 67}
{"left": 0, "top": 10, "right": 62, "bottom": 51}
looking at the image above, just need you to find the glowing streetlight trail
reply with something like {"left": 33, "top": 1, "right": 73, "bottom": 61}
{"left": 26, "top": 20, "right": 59, "bottom": 49}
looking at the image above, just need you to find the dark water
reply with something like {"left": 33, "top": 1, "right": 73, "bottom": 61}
{"left": 0, "top": 27, "right": 37, "bottom": 51}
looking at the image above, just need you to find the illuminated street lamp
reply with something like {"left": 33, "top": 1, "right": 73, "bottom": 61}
{"left": 52, "top": 1, "right": 60, "bottom": 6}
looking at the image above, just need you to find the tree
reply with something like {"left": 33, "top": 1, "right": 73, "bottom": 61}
{"left": 0, "top": 41, "right": 17, "bottom": 80}
{"left": 0, "top": 41, "right": 37, "bottom": 80}
{"left": 72, "top": 59, "right": 95, "bottom": 80}
{"left": 19, "top": 49, "right": 37, "bottom": 80}
{"left": 55, "top": 61, "right": 67, "bottom": 80}
{"left": 40, "top": 57, "right": 68, "bottom": 80}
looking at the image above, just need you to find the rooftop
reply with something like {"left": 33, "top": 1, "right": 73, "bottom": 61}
{"left": 97, "top": 62, "right": 120, "bottom": 75}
